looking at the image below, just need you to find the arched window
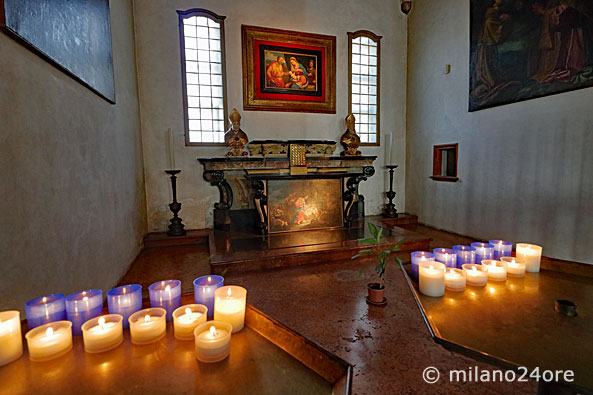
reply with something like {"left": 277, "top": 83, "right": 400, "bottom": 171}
{"left": 177, "top": 9, "right": 228, "bottom": 145}
{"left": 348, "top": 30, "right": 381, "bottom": 146}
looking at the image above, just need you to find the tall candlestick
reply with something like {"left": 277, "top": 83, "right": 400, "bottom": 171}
{"left": 471, "top": 242, "right": 494, "bottom": 265}
{"left": 107, "top": 284, "right": 142, "bottom": 329}
{"left": 81, "top": 314, "right": 124, "bottom": 353}
{"left": 194, "top": 321, "right": 232, "bottom": 363}
{"left": 433, "top": 248, "right": 457, "bottom": 268}
{"left": 214, "top": 286, "right": 247, "bottom": 333}
{"left": 65, "top": 289, "right": 103, "bottom": 336}
{"left": 452, "top": 245, "right": 476, "bottom": 269}
{"left": 0, "top": 311, "right": 23, "bottom": 366}
{"left": 194, "top": 275, "right": 224, "bottom": 319}
{"left": 25, "top": 294, "right": 67, "bottom": 329}
{"left": 489, "top": 240, "right": 513, "bottom": 259}
{"left": 419, "top": 261, "right": 446, "bottom": 297}
{"left": 173, "top": 304, "right": 208, "bottom": 341}
{"left": 410, "top": 251, "right": 435, "bottom": 282}
{"left": 25, "top": 321, "right": 73, "bottom": 361}
{"left": 516, "top": 243, "right": 542, "bottom": 273}
{"left": 167, "top": 128, "right": 176, "bottom": 170}
{"left": 149, "top": 280, "right": 182, "bottom": 322}
{"left": 129, "top": 308, "right": 167, "bottom": 345}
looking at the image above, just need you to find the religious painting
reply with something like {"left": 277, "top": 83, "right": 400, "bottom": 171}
{"left": 470, "top": 0, "right": 593, "bottom": 111}
{"left": 242, "top": 25, "right": 336, "bottom": 113}
{"left": 267, "top": 179, "right": 343, "bottom": 233}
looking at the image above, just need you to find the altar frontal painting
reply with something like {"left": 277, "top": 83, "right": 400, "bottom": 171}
{"left": 470, "top": 0, "right": 593, "bottom": 111}
{"left": 267, "top": 179, "right": 343, "bottom": 233}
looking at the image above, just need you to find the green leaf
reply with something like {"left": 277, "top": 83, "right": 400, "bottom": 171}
{"left": 359, "top": 238, "right": 377, "bottom": 245}
{"left": 352, "top": 249, "right": 374, "bottom": 260}
{"left": 368, "top": 222, "right": 378, "bottom": 238}
{"left": 376, "top": 227, "right": 383, "bottom": 241}
{"left": 375, "top": 264, "right": 382, "bottom": 273}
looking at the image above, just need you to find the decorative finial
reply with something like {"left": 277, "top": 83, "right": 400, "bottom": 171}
{"left": 401, "top": 0, "right": 412, "bottom": 15}
{"left": 224, "top": 108, "right": 249, "bottom": 157}
{"left": 340, "top": 113, "right": 361, "bottom": 156}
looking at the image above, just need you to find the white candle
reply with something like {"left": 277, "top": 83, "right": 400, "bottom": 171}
{"left": 500, "top": 257, "right": 526, "bottom": 277}
{"left": 444, "top": 268, "right": 466, "bottom": 291}
{"left": 516, "top": 243, "right": 542, "bottom": 273}
{"left": 462, "top": 264, "right": 488, "bottom": 287}
{"left": 25, "top": 321, "right": 72, "bottom": 362}
{"left": 173, "top": 304, "right": 207, "bottom": 341}
{"left": 128, "top": 308, "right": 167, "bottom": 345}
{"left": 194, "top": 321, "right": 232, "bottom": 363}
{"left": 482, "top": 260, "right": 507, "bottom": 281}
{"left": 214, "top": 286, "right": 247, "bottom": 333}
{"left": 81, "top": 314, "right": 123, "bottom": 353}
{"left": 419, "top": 261, "right": 445, "bottom": 297}
{"left": 386, "top": 133, "right": 393, "bottom": 164}
{"left": 167, "top": 128, "right": 176, "bottom": 170}
{"left": 0, "top": 311, "right": 23, "bottom": 366}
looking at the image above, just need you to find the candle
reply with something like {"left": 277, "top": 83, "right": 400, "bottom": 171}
{"left": 167, "top": 128, "right": 176, "bottom": 170}
{"left": 462, "top": 264, "right": 488, "bottom": 287}
{"left": 25, "top": 321, "right": 73, "bottom": 362}
{"left": 173, "top": 304, "right": 207, "bottom": 341}
{"left": 471, "top": 242, "right": 495, "bottom": 264}
{"left": 0, "top": 311, "right": 23, "bottom": 366}
{"left": 194, "top": 275, "right": 224, "bottom": 319}
{"left": 128, "top": 308, "right": 167, "bottom": 345}
{"left": 81, "top": 314, "right": 123, "bottom": 353}
{"left": 194, "top": 321, "right": 232, "bottom": 363}
{"left": 410, "top": 251, "right": 435, "bottom": 282}
{"left": 444, "top": 268, "right": 466, "bottom": 291}
{"left": 25, "top": 294, "right": 67, "bottom": 329}
{"left": 482, "top": 260, "right": 507, "bottom": 281}
{"left": 501, "top": 257, "right": 527, "bottom": 277}
{"left": 452, "top": 245, "right": 476, "bottom": 269}
{"left": 489, "top": 240, "right": 513, "bottom": 259}
{"left": 65, "top": 289, "right": 103, "bottom": 336}
{"left": 433, "top": 248, "right": 457, "bottom": 268}
{"left": 149, "top": 280, "right": 181, "bottom": 322}
{"left": 418, "top": 261, "right": 445, "bottom": 297}
{"left": 386, "top": 132, "right": 393, "bottom": 164}
{"left": 107, "top": 284, "right": 142, "bottom": 329}
{"left": 516, "top": 243, "right": 543, "bottom": 273}
{"left": 214, "top": 286, "right": 247, "bottom": 333}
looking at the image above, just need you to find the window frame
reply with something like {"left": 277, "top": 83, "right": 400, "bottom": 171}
{"left": 431, "top": 143, "right": 459, "bottom": 182}
{"left": 177, "top": 8, "right": 229, "bottom": 146}
{"left": 348, "top": 30, "right": 382, "bottom": 147}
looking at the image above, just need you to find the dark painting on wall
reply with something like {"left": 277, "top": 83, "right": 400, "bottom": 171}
{"left": 0, "top": 0, "right": 115, "bottom": 103}
{"left": 470, "top": 0, "right": 593, "bottom": 111}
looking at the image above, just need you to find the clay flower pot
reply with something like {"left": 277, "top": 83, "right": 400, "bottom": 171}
{"left": 367, "top": 283, "right": 385, "bottom": 304}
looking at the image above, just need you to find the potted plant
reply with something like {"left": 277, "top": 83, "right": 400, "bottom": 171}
{"left": 352, "top": 222, "right": 404, "bottom": 305}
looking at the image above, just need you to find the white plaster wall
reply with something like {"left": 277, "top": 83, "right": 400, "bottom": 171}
{"left": 133, "top": 0, "right": 408, "bottom": 231}
{"left": 0, "top": 0, "right": 146, "bottom": 312}
{"left": 406, "top": 0, "right": 593, "bottom": 263}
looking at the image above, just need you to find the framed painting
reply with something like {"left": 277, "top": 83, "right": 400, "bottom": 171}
{"left": 267, "top": 178, "right": 343, "bottom": 233}
{"left": 470, "top": 0, "right": 593, "bottom": 111}
{"left": 242, "top": 25, "right": 336, "bottom": 113}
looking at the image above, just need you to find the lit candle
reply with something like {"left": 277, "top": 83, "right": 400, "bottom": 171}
{"left": 418, "top": 261, "right": 445, "bottom": 297}
{"left": 194, "top": 321, "right": 232, "bottom": 363}
{"left": 410, "top": 251, "right": 435, "bottom": 282}
{"left": 500, "top": 257, "right": 526, "bottom": 277}
{"left": 452, "top": 245, "right": 476, "bottom": 268}
{"left": 25, "top": 294, "right": 67, "bottom": 329}
{"left": 462, "top": 264, "right": 488, "bottom": 287}
{"left": 516, "top": 243, "right": 543, "bottom": 273}
{"left": 193, "top": 275, "right": 224, "bottom": 319}
{"left": 471, "top": 242, "right": 495, "bottom": 264}
{"left": 0, "top": 311, "right": 23, "bottom": 366}
{"left": 149, "top": 280, "right": 181, "bottom": 322}
{"left": 433, "top": 248, "right": 457, "bottom": 268}
{"left": 65, "top": 289, "right": 103, "bottom": 336}
{"left": 482, "top": 260, "right": 507, "bottom": 281}
{"left": 81, "top": 314, "right": 123, "bottom": 353}
{"left": 214, "top": 286, "right": 247, "bottom": 333}
{"left": 25, "top": 321, "right": 73, "bottom": 362}
{"left": 107, "top": 284, "right": 142, "bottom": 329}
{"left": 173, "top": 304, "right": 207, "bottom": 341}
{"left": 489, "top": 240, "right": 513, "bottom": 259}
{"left": 444, "top": 268, "right": 466, "bottom": 291}
{"left": 128, "top": 308, "right": 167, "bottom": 345}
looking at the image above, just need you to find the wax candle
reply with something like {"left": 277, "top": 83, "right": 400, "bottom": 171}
{"left": 501, "top": 257, "right": 527, "bottom": 277}
{"left": 25, "top": 321, "right": 72, "bottom": 362}
{"left": 452, "top": 245, "right": 476, "bottom": 269}
{"left": 444, "top": 268, "right": 466, "bottom": 291}
{"left": 0, "top": 311, "right": 23, "bottom": 366}
{"left": 410, "top": 251, "right": 435, "bottom": 282}
{"left": 194, "top": 321, "right": 232, "bottom": 363}
{"left": 433, "top": 248, "right": 457, "bottom": 268}
{"left": 516, "top": 243, "right": 543, "bottom": 273}
{"left": 107, "top": 284, "right": 142, "bottom": 329}
{"left": 66, "top": 289, "right": 103, "bottom": 336}
{"left": 173, "top": 304, "right": 208, "bottom": 341}
{"left": 419, "top": 261, "right": 445, "bottom": 297}
{"left": 168, "top": 128, "right": 176, "bottom": 170}
{"left": 214, "top": 286, "right": 247, "bottom": 333}
{"left": 129, "top": 308, "right": 167, "bottom": 345}
{"left": 194, "top": 275, "right": 224, "bottom": 319}
{"left": 149, "top": 280, "right": 181, "bottom": 322}
{"left": 489, "top": 240, "right": 513, "bottom": 259}
{"left": 81, "top": 314, "right": 123, "bottom": 353}
{"left": 471, "top": 242, "right": 494, "bottom": 265}
{"left": 462, "top": 264, "right": 488, "bottom": 287}
{"left": 482, "top": 260, "right": 507, "bottom": 281}
{"left": 25, "top": 294, "right": 67, "bottom": 329}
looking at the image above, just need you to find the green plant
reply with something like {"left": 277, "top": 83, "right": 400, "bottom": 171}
{"left": 352, "top": 223, "right": 404, "bottom": 289}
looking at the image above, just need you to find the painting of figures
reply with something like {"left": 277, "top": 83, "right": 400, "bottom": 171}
{"left": 262, "top": 49, "right": 319, "bottom": 95}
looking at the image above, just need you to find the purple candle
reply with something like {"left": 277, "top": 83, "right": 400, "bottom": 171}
{"left": 25, "top": 294, "right": 67, "bottom": 329}
{"left": 107, "top": 284, "right": 143, "bottom": 329}
{"left": 452, "top": 245, "right": 476, "bottom": 268}
{"left": 65, "top": 289, "right": 103, "bottom": 336}
{"left": 432, "top": 248, "right": 457, "bottom": 268}
{"left": 489, "top": 240, "right": 513, "bottom": 259}
{"left": 411, "top": 251, "right": 435, "bottom": 282}
{"left": 471, "top": 242, "right": 495, "bottom": 265}
{"left": 193, "top": 275, "right": 224, "bottom": 319}
{"left": 149, "top": 280, "right": 181, "bottom": 322}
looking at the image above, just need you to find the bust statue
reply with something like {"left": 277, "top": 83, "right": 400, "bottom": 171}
{"left": 224, "top": 109, "right": 249, "bottom": 157}
{"left": 340, "top": 113, "right": 361, "bottom": 156}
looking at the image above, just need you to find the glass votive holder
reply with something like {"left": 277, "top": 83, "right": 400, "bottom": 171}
{"left": 489, "top": 240, "right": 513, "bottom": 259}
{"left": 500, "top": 257, "right": 526, "bottom": 277}
{"left": 444, "top": 268, "right": 466, "bottom": 291}
{"left": 471, "top": 242, "right": 494, "bottom": 264}
{"left": 149, "top": 280, "right": 181, "bottom": 322}
{"left": 193, "top": 275, "right": 224, "bottom": 319}
{"left": 411, "top": 251, "right": 435, "bottom": 282}
{"left": 0, "top": 311, "right": 23, "bottom": 366}
{"left": 194, "top": 320, "right": 232, "bottom": 363}
{"left": 214, "top": 286, "right": 247, "bottom": 333}
{"left": 462, "top": 264, "right": 488, "bottom": 287}
{"left": 418, "top": 261, "right": 446, "bottom": 297}
{"left": 25, "top": 294, "right": 67, "bottom": 329}
{"left": 25, "top": 321, "right": 73, "bottom": 362}
{"left": 65, "top": 289, "right": 103, "bottom": 336}
{"left": 81, "top": 314, "right": 123, "bottom": 354}
{"left": 107, "top": 284, "right": 142, "bottom": 329}
{"left": 452, "top": 245, "right": 476, "bottom": 269}
{"left": 516, "top": 243, "right": 543, "bottom": 273}
{"left": 481, "top": 260, "right": 507, "bottom": 282}
{"left": 128, "top": 308, "right": 167, "bottom": 345}
{"left": 433, "top": 248, "right": 457, "bottom": 268}
{"left": 173, "top": 304, "right": 208, "bottom": 341}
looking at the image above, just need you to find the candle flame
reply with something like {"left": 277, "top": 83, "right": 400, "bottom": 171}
{"left": 144, "top": 315, "right": 150, "bottom": 323}
{"left": 83, "top": 296, "right": 88, "bottom": 301}
{"left": 209, "top": 326, "right": 217, "bottom": 337}
{"left": 471, "top": 266, "right": 477, "bottom": 272}
{"left": 46, "top": 327, "right": 54, "bottom": 337}
{"left": 207, "top": 276, "right": 211, "bottom": 283}
{"left": 185, "top": 308, "right": 192, "bottom": 315}
{"left": 165, "top": 285, "right": 170, "bottom": 292}
{"left": 449, "top": 269, "right": 455, "bottom": 274}
{"left": 511, "top": 259, "right": 516, "bottom": 264}
{"left": 429, "top": 265, "right": 434, "bottom": 270}
{"left": 491, "top": 262, "right": 496, "bottom": 267}
{"left": 123, "top": 288, "right": 126, "bottom": 294}
{"left": 98, "top": 317, "right": 106, "bottom": 329}
{"left": 227, "top": 288, "right": 232, "bottom": 297}
{"left": 42, "top": 297, "right": 47, "bottom": 303}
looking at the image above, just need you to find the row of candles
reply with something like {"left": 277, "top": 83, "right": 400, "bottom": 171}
{"left": 410, "top": 240, "right": 543, "bottom": 297}
{"left": 0, "top": 275, "right": 247, "bottom": 367}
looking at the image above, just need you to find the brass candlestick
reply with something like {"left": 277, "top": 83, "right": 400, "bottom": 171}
{"left": 165, "top": 170, "right": 186, "bottom": 236}
{"left": 383, "top": 165, "right": 398, "bottom": 218}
